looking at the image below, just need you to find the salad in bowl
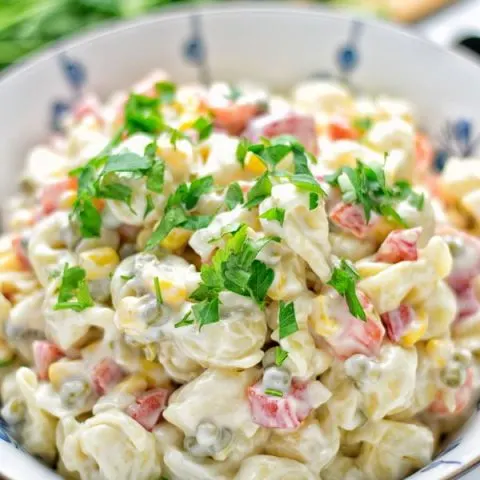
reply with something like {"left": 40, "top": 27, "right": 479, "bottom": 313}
{"left": 0, "top": 68, "right": 479, "bottom": 480}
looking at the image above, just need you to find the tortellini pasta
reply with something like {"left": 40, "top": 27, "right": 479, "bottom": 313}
{"left": 57, "top": 409, "right": 162, "bottom": 480}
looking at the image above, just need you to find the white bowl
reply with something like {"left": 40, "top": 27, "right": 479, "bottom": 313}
{"left": 1, "top": 3, "right": 480, "bottom": 479}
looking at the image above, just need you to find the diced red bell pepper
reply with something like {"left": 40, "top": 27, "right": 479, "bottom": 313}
{"left": 329, "top": 202, "right": 371, "bottom": 239}
{"left": 429, "top": 367, "right": 474, "bottom": 416}
{"left": 245, "top": 112, "right": 318, "bottom": 154}
{"left": 415, "top": 132, "right": 434, "bottom": 174}
{"left": 126, "top": 388, "right": 170, "bottom": 431}
{"left": 247, "top": 380, "right": 315, "bottom": 429}
{"left": 376, "top": 228, "right": 421, "bottom": 263}
{"left": 91, "top": 358, "right": 125, "bottom": 395}
{"left": 40, "top": 177, "right": 78, "bottom": 216}
{"left": 381, "top": 304, "right": 416, "bottom": 343}
{"left": 11, "top": 235, "right": 31, "bottom": 271}
{"left": 32, "top": 340, "right": 65, "bottom": 380}
{"left": 315, "top": 290, "right": 385, "bottom": 360}
{"left": 327, "top": 118, "right": 359, "bottom": 141}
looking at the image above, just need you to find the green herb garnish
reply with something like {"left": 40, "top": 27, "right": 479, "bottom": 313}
{"left": 192, "top": 116, "right": 213, "bottom": 142}
{"left": 265, "top": 388, "right": 284, "bottom": 397}
{"left": 225, "top": 182, "right": 244, "bottom": 210}
{"left": 275, "top": 346, "right": 288, "bottom": 366}
{"left": 260, "top": 207, "right": 285, "bottom": 226}
{"left": 155, "top": 81, "right": 176, "bottom": 104}
{"left": 153, "top": 276, "right": 163, "bottom": 305}
{"left": 192, "top": 297, "right": 220, "bottom": 330}
{"left": 53, "top": 265, "right": 94, "bottom": 312}
{"left": 174, "top": 311, "right": 195, "bottom": 328}
{"left": 278, "top": 301, "right": 298, "bottom": 339}
{"left": 327, "top": 259, "right": 366, "bottom": 321}
{"left": 325, "top": 161, "right": 422, "bottom": 226}
{"left": 120, "top": 274, "right": 135, "bottom": 281}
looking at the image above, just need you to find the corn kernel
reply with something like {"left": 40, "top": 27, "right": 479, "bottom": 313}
{"left": 400, "top": 308, "right": 428, "bottom": 347}
{"left": 48, "top": 360, "right": 84, "bottom": 390}
{"left": 425, "top": 339, "right": 450, "bottom": 368}
{"left": 113, "top": 374, "right": 148, "bottom": 394}
{"left": 141, "top": 359, "right": 167, "bottom": 386}
{"left": 160, "top": 228, "right": 191, "bottom": 252}
{"left": 79, "top": 247, "right": 120, "bottom": 280}
{"left": 155, "top": 278, "right": 187, "bottom": 307}
{"left": 58, "top": 190, "right": 77, "bottom": 210}
{"left": 245, "top": 152, "right": 267, "bottom": 175}
{"left": 0, "top": 253, "right": 23, "bottom": 273}
{"left": 311, "top": 296, "right": 340, "bottom": 337}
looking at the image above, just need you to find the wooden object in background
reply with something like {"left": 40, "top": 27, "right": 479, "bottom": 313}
{"left": 389, "top": 0, "right": 458, "bottom": 22}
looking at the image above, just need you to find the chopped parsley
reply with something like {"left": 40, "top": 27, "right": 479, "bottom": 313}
{"left": 260, "top": 207, "right": 285, "bottom": 226}
{"left": 174, "top": 311, "right": 194, "bottom": 328}
{"left": 265, "top": 388, "right": 284, "bottom": 397}
{"left": 120, "top": 274, "right": 135, "bottom": 281}
{"left": 145, "top": 178, "right": 215, "bottom": 250}
{"left": 192, "top": 116, "right": 213, "bottom": 142}
{"left": 244, "top": 172, "right": 272, "bottom": 209}
{"left": 153, "top": 276, "right": 163, "bottom": 305}
{"left": 70, "top": 143, "right": 166, "bottom": 238}
{"left": 237, "top": 137, "right": 324, "bottom": 209}
{"left": 225, "top": 183, "right": 244, "bottom": 210}
{"left": 325, "top": 161, "right": 422, "bottom": 226}
{"left": 189, "top": 225, "right": 277, "bottom": 315}
{"left": 327, "top": 259, "right": 366, "bottom": 321}
{"left": 144, "top": 193, "right": 154, "bottom": 219}
{"left": 352, "top": 117, "right": 373, "bottom": 134}
{"left": 155, "top": 81, "right": 176, "bottom": 104}
{"left": 192, "top": 297, "right": 220, "bottom": 330}
{"left": 53, "top": 265, "right": 94, "bottom": 312}
{"left": 275, "top": 346, "right": 288, "bottom": 366}
{"left": 278, "top": 301, "right": 298, "bottom": 339}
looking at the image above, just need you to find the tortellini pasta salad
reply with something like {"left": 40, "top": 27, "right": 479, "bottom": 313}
{"left": 1, "top": 71, "right": 479, "bottom": 480}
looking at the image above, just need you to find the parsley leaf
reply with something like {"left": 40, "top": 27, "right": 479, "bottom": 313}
{"left": 153, "top": 276, "right": 163, "bottom": 305}
{"left": 247, "top": 260, "right": 275, "bottom": 306}
{"left": 146, "top": 159, "right": 165, "bottom": 194}
{"left": 181, "top": 215, "right": 214, "bottom": 231}
{"left": 121, "top": 274, "right": 135, "bottom": 281}
{"left": 184, "top": 176, "right": 214, "bottom": 210}
{"left": 275, "top": 346, "right": 288, "bottom": 366}
{"left": 155, "top": 81, "right": 176, "bottom": 104}
{"left": 192, "top": 117, "right": 213, "bottom": 142}
{"left": 192, "top": 297, "right": 220, "bottom": 330}
{"left": 144, "top": 194, "right": 154, "bottom": 219}
{"left": 174, "top": 311, "right": 194, "bottom": 328}
{"left": 102, "top": 152, "right": 152, "bottom": 174}
{"left": 352, "top": 117, "right": 373, "bottom": 133}
{"left": 53, "top": 265, "right": 94, "bottom": 312}
{"left": 236, "top": 138, "right": 250, "bottom": 167}
{"left": 279, "top": 301, "right": 299, "bottom": 339}
{"left": 146, "top": 205, "right": 188, "bottom": 249}
{"left": 260, "top": 207, "right": 285, "bottom": 226}
{"left": 225, "top": 183, "right": 244, "bottom": 210}
{"left": 245, "top": 172, "right": 272, "bottom": 209}
{"left": 72, "top": 197, "right": 102, "bottom": 238}
{"left": 124, "top": 94, "right": 163, "bottom": 135}
{"left": 309, "top": 192, "right": 319, "bottom": 210}
{"left": 327, "top": 259, "right": 366, "bottom": 321}
{"left": 96, "top": 182, "right": 132, "bottom": 204}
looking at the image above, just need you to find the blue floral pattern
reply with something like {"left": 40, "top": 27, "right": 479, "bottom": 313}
{"left": 183, "top": 13, "right": 210, "bottom": 85}
{"left": 434, "top": 119, "right": 479, "bottom": 171}
{"left": 51, "top": 54, "right": 87, "bottom": 132}
{"left": 0, "top": 417, "right": 22, "bottom": 450}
